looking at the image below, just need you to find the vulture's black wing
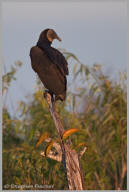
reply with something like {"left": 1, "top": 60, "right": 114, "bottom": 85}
{"left": 49, "top": 47, "right": 69, "bottom": 76}
{"left": 30, "top": 46, "right": 67, "bottom": 101}
{"left": 37, "top": 43, "right": 69, "bottom": 76}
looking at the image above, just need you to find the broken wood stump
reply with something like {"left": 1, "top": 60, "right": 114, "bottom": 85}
{"left": 44, "top": 92, "right": 85, "bottom": 190}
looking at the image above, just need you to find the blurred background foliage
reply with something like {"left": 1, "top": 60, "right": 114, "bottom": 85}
{"left": 2, "top": 51, "right": 127, "bottom": 190}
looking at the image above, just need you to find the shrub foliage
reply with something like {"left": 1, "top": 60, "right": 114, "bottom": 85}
{"left": 2, "top": 52, "right": 127, "bottom": 190}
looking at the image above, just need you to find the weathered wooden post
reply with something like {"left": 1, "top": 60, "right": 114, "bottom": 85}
{"left": 44, "top": 92, "right": 85, "bottom": 190}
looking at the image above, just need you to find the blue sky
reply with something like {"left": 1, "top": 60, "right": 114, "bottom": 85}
{"left": 2, "top": 1, "right": 127, "bottom": 115}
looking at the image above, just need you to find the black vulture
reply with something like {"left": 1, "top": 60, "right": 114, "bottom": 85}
{"left": 30, "top": 29, "right": 69, "bottom": 101}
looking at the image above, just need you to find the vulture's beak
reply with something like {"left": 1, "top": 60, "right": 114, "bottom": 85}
{"left": 56, "top": 35, "right": 62, "bottom": 42}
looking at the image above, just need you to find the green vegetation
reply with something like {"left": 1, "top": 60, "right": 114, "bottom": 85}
{"left": 2, "top": 52, "right": 127, "bottom": 190}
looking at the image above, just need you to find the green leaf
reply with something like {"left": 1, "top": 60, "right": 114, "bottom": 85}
{"left": 73, "top": 63, "right": 78, "bottom": 74}
{"left": 103, "top": 114, "right": 113, "bottom": 125}
{"left": 63, "top": 51, "right": 80, "bottom": 62}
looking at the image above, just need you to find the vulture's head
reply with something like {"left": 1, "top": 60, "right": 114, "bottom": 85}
{"left": 38, "top": 29, "right": 62, "bottom": 44}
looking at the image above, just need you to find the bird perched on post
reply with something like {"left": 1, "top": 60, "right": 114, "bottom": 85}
{"left": 30, "top": 29, "right": 69, "bottom": 101}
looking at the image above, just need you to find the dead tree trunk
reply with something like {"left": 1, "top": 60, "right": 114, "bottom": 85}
{"left": 45, "top": 93, "right": 85, "bottom": 190}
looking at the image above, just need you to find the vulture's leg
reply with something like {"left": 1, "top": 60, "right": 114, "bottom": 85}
{"left": 44, "top": 90, "right": 54, "bottom": 102}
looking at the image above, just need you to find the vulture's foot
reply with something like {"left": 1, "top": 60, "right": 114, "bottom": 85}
{"left": 44, "top": 90, "right": 54, "bottom": 103}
